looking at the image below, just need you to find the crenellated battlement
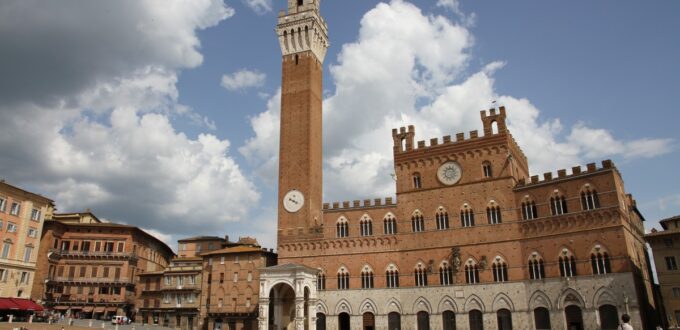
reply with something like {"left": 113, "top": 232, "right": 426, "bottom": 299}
{"left": 392, "top": 106, "right": 516, "bottom": 156}
{"left": 515, "top": 159, "right": 616, "bottom": 188}
{"left": 322, "top": 197, "right": 396, "bottom": 212}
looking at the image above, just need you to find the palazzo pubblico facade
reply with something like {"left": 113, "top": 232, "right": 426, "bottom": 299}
{"left": 257, "top": 1, "right": 656, "bottom": 329}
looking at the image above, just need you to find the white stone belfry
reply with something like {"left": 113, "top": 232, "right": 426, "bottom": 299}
{"left": 276, "top": 0, "right": 329, "bottom": 63}
{"left": 258, "top": 264, "right": 319, "bottom": 330}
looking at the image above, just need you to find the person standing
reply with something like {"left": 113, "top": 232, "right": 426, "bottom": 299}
{"left": 619, "top": 314, "right": 634, "bottom": 330}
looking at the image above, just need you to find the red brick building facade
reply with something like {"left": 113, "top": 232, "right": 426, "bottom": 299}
{"left": 258, "top": 1, "right": 657, "bottom": 329}
{"left": 31, "top": 212, "right": 174, "bottom": 319}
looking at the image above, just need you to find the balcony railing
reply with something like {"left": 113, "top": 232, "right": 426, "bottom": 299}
{"left": 49, "top": 249, "right": 137, "bottom": 259}
{"left": 48, "top": 276, "right": 132, "bottom": 284}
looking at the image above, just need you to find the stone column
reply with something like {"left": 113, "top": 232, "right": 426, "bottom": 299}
{"left": 295, "top": 297, "right": 306, "bottom": 330}
{"left": 259, "top": 298, "right": 270, "bottom": 330}
{"left": 307, "top": 298, "right": 318, "bottom": 330}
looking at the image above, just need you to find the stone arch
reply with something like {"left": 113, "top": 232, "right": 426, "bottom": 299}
{"left": 492, "top": 293, "right": 515, "bottom": 312}
{"left": 593, "top": 287, "right": 618, "bottom": 307}
{"left": 412, "top": 296, "right": 432, "bottom": 314}
{"left": 557, "top": 288, "right": 586, "bottom": 309}
{"left": 360, "top": 298, "right": 378, "bottom": 315}
{"left": 316, "top": 300, "right": 329, "bottom": 315}
{"left": 528, "top": 290, "right": 552, "bottom": 310}
{"left": 385, "top": 298, "right": 403, "bottom": 314}
{"left": 464, "top": 294, "right": 486, "bottom": 313}
{"left": 437, "top": 296, "right": 458, "bottom": 314}
{"left": 335, "top": 299, "right": 353, "bottom": 315}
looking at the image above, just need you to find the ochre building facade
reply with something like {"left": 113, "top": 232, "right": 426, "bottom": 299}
{"left": 0, "top": 180, "right": 54, "bottom": 298}
{"left": 258, "top": 1, "right": 657, "bottom": 330}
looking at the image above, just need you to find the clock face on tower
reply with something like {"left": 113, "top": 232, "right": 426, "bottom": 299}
{"left": 283, "top": 190, "right": 305, "bottom": 213}
{"left": 437, "top": 161, "right": 462, "bottom": 185}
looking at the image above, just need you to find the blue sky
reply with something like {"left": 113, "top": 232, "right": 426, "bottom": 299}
{"left": 0, "top": 0, "right": 678, "bottom": 250}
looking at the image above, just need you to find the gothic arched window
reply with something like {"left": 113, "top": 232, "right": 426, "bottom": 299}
{"left": 436, "top": 207, "right": 449, "bottom": 230}
{"left": 412, "top": 211, "right": 425, "bottom": 233}
{"left": 460, "top": 204, "right": 475, "bottom": 228}
{"left": 360, "top": 214, "right": 373, "bottom": 237}
{"left": 383, "top": 213, "right": 397, "bottom": 235}
{"left": 336, "top": 217, "right": 348, "bottom": 238}
{"left": 414, "top": 263, "right": 428, "bottom": 287}
{"left": 581, "top": 185, "right": 600, "bottom": 211}
{"left": 492, "top": 256, "right": 508, "bottom": 282}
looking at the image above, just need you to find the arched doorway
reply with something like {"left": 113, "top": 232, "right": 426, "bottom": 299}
{"left": 469, "top": 310, "right": 483, "bottom": 330}
{"left": 564, "top": 305, "right": 584, "bottom": 330}
{"left": 214, "top": 319, "right": 223, "bottom": 330}
{"left": 598, "top": 305, "right": 619, "bottom": 330}
{"left": 388, "top": 312, "right": 401, "bottom": 330}
{"left": 442, "top": 310, "right": 456, "bottom": 330}
{"left": 316, "top": 313, "right": 326, "bottom": 330}
{"left": 363, "top": 312, "right": 375, "bottom": 330}
{"left": 269, "top": 283, "right": 295, "bottom": 330}
{"left": 338, "top": 313, "right": 350, "bottom": 330}
{"left": 497, "top": 309, "right": 512, "bottom": 330}
{"left": 417, "top": 311, "right": 430, "bottom": 330}
{"left": 533, "top": 307, "right": 551, "bottom": 330}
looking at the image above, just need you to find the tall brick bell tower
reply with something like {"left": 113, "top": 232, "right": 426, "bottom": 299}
{"left": 276, "top": 0, "right": 328, "bottom": 246}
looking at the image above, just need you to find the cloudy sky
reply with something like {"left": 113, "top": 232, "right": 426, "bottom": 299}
{"left": 1, "top": 0, "right": 678, "bottom": 251}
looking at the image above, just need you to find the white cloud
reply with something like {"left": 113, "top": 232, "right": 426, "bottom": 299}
{"left": 0, "top": 0, "right": 261, "bottom": 239}
{"left": 221, "top": 69, "right": 267, "bottom": 91}
{"left": 242, "top": 0, "right": 272, "bottom": 15}
{"left": 241, "top": 0, "right": 673, "bottom": 204}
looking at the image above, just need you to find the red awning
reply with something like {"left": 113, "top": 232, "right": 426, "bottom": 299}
{"left": 9, "top": 298, "right": 44, "bottom": 312}
{"left": 0, "top": 298, "right": 20, "bottom": 310}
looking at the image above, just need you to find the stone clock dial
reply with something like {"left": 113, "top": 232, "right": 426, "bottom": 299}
{"left": 437, "top": 161, "right": 462, "bottom": 185}
{"left": 283, "top": 190, "right": 305, "bottom": 213}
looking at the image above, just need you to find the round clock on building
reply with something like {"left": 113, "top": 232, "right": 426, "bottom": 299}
{"left": 437, "top": 161, "right": 462, "bottom": 185}
{"left": 283, "top": 190, "right": 305, "bottom": 213}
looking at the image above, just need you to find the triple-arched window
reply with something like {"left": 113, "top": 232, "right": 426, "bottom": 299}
{"left": 360, "top": 214, "right": 373, "bottom": 237}
{"left": 465, "top": 259, "right": 480, "bottom": 284}
{"left": 492, "top": 256, "right": 509, "bottom": 282}
{"left": 550, "top": 191, "right": 568, "bottom": 215}
{"left": 581, "top": 185, "right": 600, "bottom": 211}
{"left": 386, "top": 264, "right": 399, "bottom": 288}
{"left": 460, "top": 204, "right": 475, "bottom": 228}
{"left": 383, "top": 214, "right": 397, "bottom": 235}
{"left": 336, "top": 217, "right": 348, "bottom": 238}
{"left": 439, "top": 261, "right": 453, "bottom": 285}
{"left": 436, "top": 207, "right": 449, "bottom": 230}
{"left": 528, "top": 253, "right": 545, "bottom": 280}
{"left": 591, "top": 246, "right": 611, "bottom": 275}
{"left": 414, "top": 263, "right": 428, "bottom": 287}
{"left": 521, "top": 196, "right": 538, "bottom": 220}
{"left": 486, "top": 201, "right": 502, "bottom": 224}
{"left": 337, "top": 267, "right": 350, "bottom": 290}
{"left": 361, "top": 265, "right": 374, "bottom": 289}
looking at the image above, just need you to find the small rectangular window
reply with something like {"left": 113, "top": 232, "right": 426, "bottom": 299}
{"left": 23, "top": 246, "right": 32, "bottom": 262}
{"left": 247, "top": 271, "right": 253, "bottom": 282}
{"left": 27, "top": 228, "right": 37, "bottom": 238}
{"left": 667, "top": 256, "right": 678, "bottom": 271}
{"left": 7, "top": 222, "right": 17, "bottom": 233}
{"left": 31, "top": 209, "right": 41, "bottom": 221}
{"left": 233, "top": 272, "right": 238, "bottom": 282}
{"left": 220, "top": 256, "right": 225, "bottom": 264}
{"left": 10, "top": 202, "right": 20, "bottom": 216}
{"left": 234, "top": 255, "right": 239, "bottom": 263}
{"left": 673, "top": 287, "right": 680, "bottom": 298}
{"left": 665, "top": 238, "right": 674, "bottom": 248}
{"left": 0, "top": 198, "right": 6, "bottom": 212}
